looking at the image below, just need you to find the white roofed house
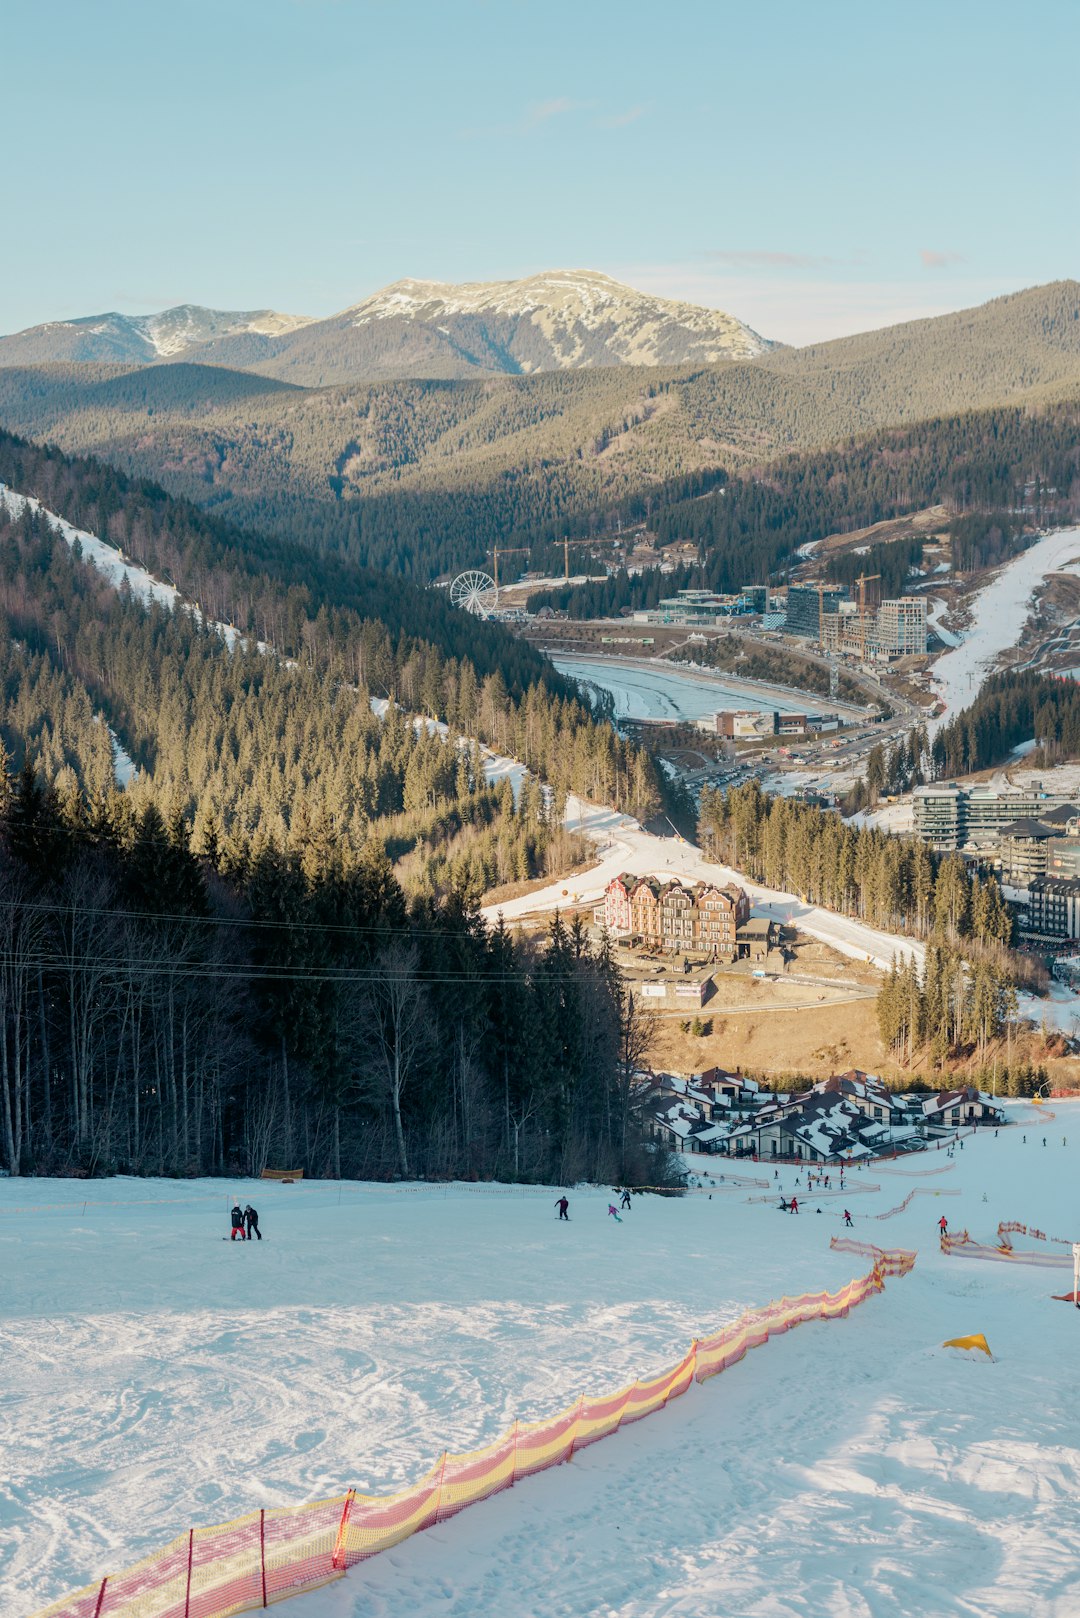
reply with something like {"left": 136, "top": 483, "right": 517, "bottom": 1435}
{"left": 693, "top": 1068, "right": 761, "bottom": 1112}
{"left": 809, "top": 1070, "right": 897, "bottom": 1125}
{"left": 648, "top": 1072, "right": 721, "bottom": 1121}
{"left": 649, "top": 1100, "right": 718, "bottom": 1154}
{"left": 713, "top": 1089, "right": 916, "bottom": 1162}
{"left": 921, "top": 1087, "right": 1003, "bottom": 1130}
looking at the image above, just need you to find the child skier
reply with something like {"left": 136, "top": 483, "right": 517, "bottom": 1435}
{"left": 555, "top": 1196, "right": 570, "bottom": 1221}
{"left": 843, "top": 1209, "right": 853, "bottom": 1228}
{"left": 230, "top": 1204, "right": 246, "bottom": 1240}
{"left": 789, "top": 1196, "right": 799, "bottom": 1214}
{"left": 607, "top": 1204, "right": 623, "bottom": 1222}
{"left": 938, "top": 1214, "right": 949, "bottom": 1236}
{"left": 244, "top": 1204, "right": 261, "bottom": 1241}
{"left": 620, "top": 1189, "right": 632, "bottom": 1211}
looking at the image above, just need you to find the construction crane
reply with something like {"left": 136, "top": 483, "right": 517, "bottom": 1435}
{"left": 560, "top": 536, "right": 597, "bottom": 582}
{"left": 854, "top": 572, "right": 881, "bottom": 661}
{"left": 487, "top": 546, "right": 532, "bottom": 596}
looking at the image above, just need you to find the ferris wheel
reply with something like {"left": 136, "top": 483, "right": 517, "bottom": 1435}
{"left": 449, "top": 570, "right": 498, "bottom": 616}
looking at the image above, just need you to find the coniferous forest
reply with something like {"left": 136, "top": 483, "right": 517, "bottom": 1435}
{"left": 0, "top": 437, "right": 673, "bottom": 1182}
{"left": 0, "top": 761, "right": 655, "bottom": 1184}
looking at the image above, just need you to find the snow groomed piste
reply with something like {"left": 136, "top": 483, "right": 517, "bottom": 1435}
{"left": 30, "top": 1252, "right": 913, "bottom": 1618}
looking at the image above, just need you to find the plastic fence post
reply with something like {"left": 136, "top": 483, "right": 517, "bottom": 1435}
{"left": 567, "top": 1395, "right": 585, "bottom": 1460}
{"left": 92, "top": 1578, "right": 108, "bottom": 1618}
{"left": 332, "top": 1491, "right": 355, "bottom": 1570}
{"left": 184, "top": 1529, "right": 194, "bottom": 1618}
{"left": 260, "top": 1508, "right": 267, "bottom": 1609}
{"left": 431, "top": 1449, "right": 449, "bottom": 1526}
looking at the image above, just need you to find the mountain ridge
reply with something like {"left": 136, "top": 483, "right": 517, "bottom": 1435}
{"left": 0, "top": 271, "right": 769, "bottom": 381}
{"left": 0, "top": 304, "right": 313, "bottom": 368}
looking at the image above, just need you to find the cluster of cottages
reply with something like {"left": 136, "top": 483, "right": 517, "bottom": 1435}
{"left": 646, "top": 1068, "right": 1003, "bottom": 1162}
{"left": 603, "top": 875, "right": 780, "bottom": 961}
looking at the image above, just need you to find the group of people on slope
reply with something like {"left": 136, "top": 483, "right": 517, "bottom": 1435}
{"left": 554, "top": 1188, "right": 632, "bottom": 1222}
{"left": 777, "top": 1196, "right": 854, "bottom": 1226}
{"left": 230, "top": 1203, "right": 261, "bottom": 1241}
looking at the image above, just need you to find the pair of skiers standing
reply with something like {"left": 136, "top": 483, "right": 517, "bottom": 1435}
{"left": 230, "top": 1203, "right": 261, "bottom": 1241}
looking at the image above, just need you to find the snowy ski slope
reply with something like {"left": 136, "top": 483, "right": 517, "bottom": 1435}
{"left": 3, "top": 1105, "right": 1079, "bottom": 1618}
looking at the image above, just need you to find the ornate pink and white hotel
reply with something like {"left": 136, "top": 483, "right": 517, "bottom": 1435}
{"left": 603, "top": 874, "right": 750, "bottom": 957}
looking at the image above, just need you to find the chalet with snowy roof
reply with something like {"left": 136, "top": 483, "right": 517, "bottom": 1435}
{"left": 716, "top": 1088, "right": 922, "bottom": 1162}
{"left": 649, "top": 1099, "right": 719, "bottom": 1154}
{"left": 810, "top": 1070, "right": 897, "bottom": 1124}
{"left": 694, "top": 1069, "right": 761, "bottom": 1110}
{"left": 921, "top": 1087, "right": 1003, "bottom": 1128}
{"left": 648, "top": 1072, "right": 722, "bottom": 1121}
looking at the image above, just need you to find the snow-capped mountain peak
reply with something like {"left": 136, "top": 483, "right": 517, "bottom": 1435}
{"left": 340, "top": 269, "right": 771, "bottom": 369}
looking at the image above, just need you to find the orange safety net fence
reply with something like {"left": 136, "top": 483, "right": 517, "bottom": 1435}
{"left": 29, "top": 1255, "right": 907, "bottom": 1618}
{"left": 940, "top": 1229, "right": 1073, "bottom": 1266}
{"left": 828, "top": 1236, "right": 917, "bottom": 1276}
{"left": 876, "top": 1163, "right": 954, "bottom": 1178}
{"left": 998, "top": 1220, "right": 1074, "bottom": 1248}
{"left": 872, "top": 1186, "right": 960, "bottom": 1220}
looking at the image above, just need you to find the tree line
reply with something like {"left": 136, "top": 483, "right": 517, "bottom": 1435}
{"left": 530, "top": 397, "right": 1080, "bottom": 619}
{"left": 698, "top": 781, "right": 1014, "bottom": 946}
{"left": 0, "top": 458, "right": 662, "bottom": 878}
{"left": 876, "top": 945, "right": 1018, "bottom": 1065}
{"left": 931, "top": 671, "right": 1080, "bottom": 780}
{"left": 0, "top": 756, "right": 669, "bottom": 1186}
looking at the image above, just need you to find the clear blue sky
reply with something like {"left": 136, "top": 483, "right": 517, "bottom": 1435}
{"left": 5, "top": 0, "right": 1077, "bottom": 345}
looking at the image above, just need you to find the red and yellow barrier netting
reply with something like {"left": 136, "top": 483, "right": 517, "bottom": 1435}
{"left": 940, "top": 1229, "right": 1073, "bottom": 1266}
{"left": 872, "top": 1186, "right": 960, "bottom": 1220}
{"left": 876, "top": 1163, "right": 954, "bottom": 1179}
{"left": 997, "top": 1220, "right": 1073, "bottom": 1248}
{"left": 30, "top": 1256, "right": 906, "bottom": 1618}
{"left": 828, "top": 1237, "right": 917, "bottom": 1275}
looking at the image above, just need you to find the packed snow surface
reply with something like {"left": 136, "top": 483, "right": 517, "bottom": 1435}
{"left": 929, "top": 527, "right": 1080, "bottom": 732}
{"left": 3, "top": 1108, "right": 1079, "bottom": 1618}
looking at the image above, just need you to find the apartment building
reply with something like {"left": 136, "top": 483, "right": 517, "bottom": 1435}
{"left": 913, "top": 784, "right": 1078, "bottom": 851}
{"left": 1028, "top": 875, "right": 1080, "bottom": 939}
{"left": 821, "top": 596, "right": 928, "bottom": 660}
{"left": 785, "top": 583, "right": 848, "bottom": 639}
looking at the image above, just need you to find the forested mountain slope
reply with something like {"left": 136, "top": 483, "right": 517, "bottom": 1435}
{"left": 0, "top": 440, "right": 667, "bottom": 1184}
{"left": 0, "top": 283, "right": 1077, "bottom": 580}
{"left": 541, "top": 396, "right": 1080, "bottom": 615}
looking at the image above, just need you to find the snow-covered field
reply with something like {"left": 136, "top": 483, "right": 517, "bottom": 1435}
{"left": 4, "top": 1108, "right": 1080, "bottom": 1618}
{"left": 549, "top": 655, "right": 842, "bottom": 723}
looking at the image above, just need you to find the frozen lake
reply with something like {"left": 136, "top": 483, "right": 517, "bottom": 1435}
{"left": 551, "top": 655, "right": 824, "bottom": 723}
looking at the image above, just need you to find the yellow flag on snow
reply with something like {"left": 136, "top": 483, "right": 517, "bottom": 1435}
{"left": 943, "top": 1334, "right": 993, "bottom": 1359}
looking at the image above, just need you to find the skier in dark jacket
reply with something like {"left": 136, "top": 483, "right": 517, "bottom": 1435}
{"left": 244, "top": 1204, "right": 261, "bottom": 1241}
{"left": 620, "top": 1190, "right": 632, "bottom": 1210}
{"left": 555, "top": 1196, "right": 569, "bottom": 1221}
{"left": 230, "top": 1204, "right": 246, "bottom": 1241}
